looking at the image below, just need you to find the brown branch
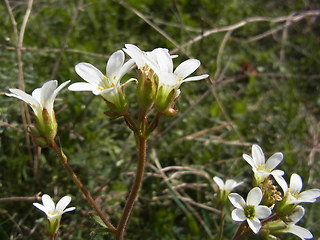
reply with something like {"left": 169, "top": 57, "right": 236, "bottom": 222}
{"left": 0, "top": 44, "right": 111, "bottom": 58}
{"left": 151, "top": 148, "right": 216, "bottom": 237}
{"left": 172, "top": 10, "right": 320, "bottom": 53}
{"left": 0, "top": 193, "right": 41, "bottom": 202}
{"left": 117, "top": 0, "right": 180, "bottom": 48}
{"left": 4, "top": 0, "right": 35, "bottom": 172}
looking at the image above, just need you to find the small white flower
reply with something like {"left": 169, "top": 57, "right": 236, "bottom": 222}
{"left": 33, "top": 194, "right": 75, "bottom": 220}
{"left": 243, "top": 144, "right": 286, "bottom": 189}
{"left": 145, "top": 48, "right": 208, "bottom": 93}
{"left": 6, "top": 80, "right": 70, "bottom": 120}
{"left": 228, "top": 187, "right": 272, "bottom": 234}
{"left": 282, "top": 206, "right": 313, "bottom": 239}
{"left": 281, "top": 173, "right": 320, "bottom": 204}
{"left": 33, "top": 194, "right": 75, "bottom": 234}
{"left": 141, "top": 48, "right": 208, "bottom": 112}
{"left": 68, "top": 50, "right": 134, "bottom": 104}
{"left": 213, "top": 176, "right": 243, "bottom": 194}
{"left": 122, "top": 44, "right": 177, "bottom": 71}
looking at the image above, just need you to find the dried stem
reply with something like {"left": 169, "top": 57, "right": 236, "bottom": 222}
{"left": 4, "top": 0, "right": 34, "bottom": 168}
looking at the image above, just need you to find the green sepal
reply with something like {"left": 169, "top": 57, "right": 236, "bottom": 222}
{"left": 155, "top": 87, "right": 177, "bottom": 113}
{"left": 103, "top": 88, "right": 128, "bottom": 119}
{"left": 137, "top": 70, "right": 156, "bottom": 111}
{"left": 47, "top": 217, "right": 61, "bottom": 235}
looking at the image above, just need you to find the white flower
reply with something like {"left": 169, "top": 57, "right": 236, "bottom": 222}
{"left": 33, "top": 194, "right": 75, "bottom": 234}
{"left": 243, "top": 144, "right": 286, "bottom": 188}
{"left": 33, "top": 194, "right": 75, "bottom": 220}
{"left": 68, "top": 50, "right": 134, "bottom": 104}
{"left": 145, "top": 47, "right": 208, "bottom": 93}
{"left": 213, "top": 176, "right": 243, "bottom": 194}
{"left": 6, "top": 80, "right": 70, "bottom": 120}
{"left": 141, "top": 47, "right": 208, "bottom": 112}
{"left": 281, "top": 173, "right": 320, "bottom": 204}
{"left": 122, "top": 44, "right": 177, "bottom": 71}
{"left": 281, "top": 206, "right": 313, "bottom": 239}
{"left": 228, "top": 187, "right": 272, "bottom": 234}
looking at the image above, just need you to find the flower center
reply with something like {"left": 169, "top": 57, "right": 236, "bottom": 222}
{"left": 289, "top": 189, "right": 301, "bottom": 199}
{"left": 244, "top": 205, "right": 256, "bottom": 219}
{"left": 256, "top": 164, "right": 266, "bottom": 171}
{"left": 98, "top": 76, "right": 115, "bottom": 91}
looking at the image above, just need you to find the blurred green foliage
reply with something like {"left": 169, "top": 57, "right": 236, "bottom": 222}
{"left": 1, "top": 0, "right": 320, "bottom": 239}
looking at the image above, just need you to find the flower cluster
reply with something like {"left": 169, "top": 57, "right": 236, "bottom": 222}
{"left": 226, "top": 144, "right": 320, "bottom": 239}
{"left": 69, "top": 44, "right": 209, "bottom": 117}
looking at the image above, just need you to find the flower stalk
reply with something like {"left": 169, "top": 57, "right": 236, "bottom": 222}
{"left": 48, "top": 140, "right": 116, "bottom": 233}
{"left": 116, "top": 113, "right": 148, "bottom": 240}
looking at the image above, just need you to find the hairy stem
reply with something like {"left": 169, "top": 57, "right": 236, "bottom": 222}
{"left": 218, "top": 206, "right": 225, "bottom": 240}
{"left": 116, "top": 116, "right": 147, "bottom": 240}
{"left": 49, "top": 140, "right": 116, "bottom": 233}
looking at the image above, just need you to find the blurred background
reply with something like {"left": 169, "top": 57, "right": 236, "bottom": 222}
{"left": 1, "top": 0, "right": 320, "bottom": 239}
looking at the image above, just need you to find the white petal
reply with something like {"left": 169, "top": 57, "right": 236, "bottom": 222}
{"left": 174, "top": 59, "right": 200, "bottom": 80}
{"left": 158, "top": 72, "right": 180, "bottom": 87}
{"left": 265, "top": 152, "right": 283, "bottom": 171}
{"left": 6, "top": 89, "right": 39, "bottom": 108}
{"left": 243, "top": 154, "right": 256, "bottom": 169}
{"left": 255, "top": 206, "right": 271, "bottom": 219}
{"left": 298, "top": 189, "right": 320, "bottom": 203}
{"left": 51, "top": 80, "right": 70, "bottom": 102}
{"left": 290, "top": 174, "right": 303, "bottom": 194}
{"left": 225, "top": 179, "right": 237, "bottom": 191}
{"left": 247, "top": 218, "right": 261, "bottom": 234}
{"left": 228, "top": 193, "right": 245, "bottom": 209}
{"left": 289, "top": 206, "right": 305, "bottom": 224}
{"left": 252, "top": 144, "right": 265, "bottom": 166}
{"left": 33, "top": 203, "right": 48, "bottom": 214}
{"left": 56, "top": 196, "right": 71, "bottom": 212}
{"left": 213, "top": 176, "right": 225, "bottom": 190}
{"left": 68, "top": 82, "right": 96, "bottom": 92}
{"left": 123, "top": 44, "right": 145, "bottom": 68}
{"left": 75, "top": 63, "right": 103, "bottom": 86}
{"left": 246, "top": 187, "right": 262, "bottom": 206}
{"left": 62, "top": 207, "right": 76, "bottom": 214}
{"left": 42, "top": 194, "right": 55, "bottom": 213}
{"left": 182, "top": 74, "right": 209, "bottom": 82}
{"left": 38, "top": 80, "right": 57, "bottom": 109}
{"left": 117, "top": 59, "right": 135, "bottom": 81}
{"left": 286, "top": 225, "right": 313, "bottom": 239}
{"left": 31, "top": 88, "right": 41, "bottom": 103}
{"left": 155, "top": 48, "right": 173, "bottom": 73}
{"left": 225, "top": 180, "right": 243, "bottom": 192}
{"left": 271, "top": 169, "right": 284, "bottom": 176}
{"left": 272, "top": 174, "right": 288, "bottom": 194}
{"left": 106, "top": 50, "right": 125, "bottom": 78}
{"left": 279, "top": 176, "right": 289, "bottom": 194}
{"left": 231, "top": 209, "right": 246, "bottom": 221}
{"left": 44, "top": 80, "right": 70, "bottom": 113}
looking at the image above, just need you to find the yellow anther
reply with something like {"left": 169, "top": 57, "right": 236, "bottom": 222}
{"left": 104, "top": 76, "right": 108, "bottom": 80}
{"left": 98, "top": 86, "right": 105, "bottom": 91}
